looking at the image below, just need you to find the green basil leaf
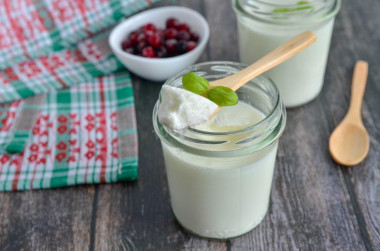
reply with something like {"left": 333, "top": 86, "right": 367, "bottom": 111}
{"left": 182, "top": 72, "right": 210, "bottom": 95}
{"left": 273, "top": 1, "right": 313, "bottom": 13}
{"left": 207, "top": 86, "right": 238, "bottom": 106}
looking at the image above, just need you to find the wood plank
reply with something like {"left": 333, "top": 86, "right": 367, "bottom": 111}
{"left": 205, "top": 0, "right": 239, "bottom": 62}
{"left": 322, "top": 0, "right": 380, "bottom": 249}
{"left": 0, "top": 186, "right": 94, "bottom": 250}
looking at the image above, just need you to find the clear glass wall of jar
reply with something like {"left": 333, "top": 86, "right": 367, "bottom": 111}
{"left": 233, "top": 0, "right": 341, "bottom": 107}
{"left": 153, "top": 61, "right": 286, "bottom": 239}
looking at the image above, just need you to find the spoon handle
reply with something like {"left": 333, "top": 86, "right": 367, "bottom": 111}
{"left": 347, "top": 60, "right": 368, "bottom": 122}
{"left": 209, "top": 31, "right": 317, "bottom": 90}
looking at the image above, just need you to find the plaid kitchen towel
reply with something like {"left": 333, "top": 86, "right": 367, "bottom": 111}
{"left": 0, "top": 0, "right": 161, "bottom": 102}
{"left": 0, "top": 0, "right": 160, "bottom": 190}
{"left": 0, "top": 0, "right": 156, "bottom": 69}
{"left": 0, "top": 74, "right": 138, "bottom": 191}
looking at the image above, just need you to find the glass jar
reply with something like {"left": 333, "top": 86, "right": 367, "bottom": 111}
{"left": 233, "top": 0, "right": 341, "bottom": 107}
{"left": 153, "top": 61, "right": 286, "bottom": 239}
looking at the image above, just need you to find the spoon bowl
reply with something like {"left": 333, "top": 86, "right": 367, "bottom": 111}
{"left": 329, "top": 122, "right": 369, "bottom": 166}
{"left": 329, "top": 60, "right": 369, "bottom": 166}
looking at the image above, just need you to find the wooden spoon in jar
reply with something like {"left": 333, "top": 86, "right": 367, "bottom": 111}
{"left": 329, "top": 60, "right": 370, "bottom": 166}
{"left": 208, "top": 30, "right": 316, "bottom": 117}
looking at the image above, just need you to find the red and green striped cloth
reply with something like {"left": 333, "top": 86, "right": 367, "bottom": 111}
{"left": 0, "top": 0, "right": 158, "bottom": 191}
{"left": 0, "top": 74, "right": 138, "bottom": 191}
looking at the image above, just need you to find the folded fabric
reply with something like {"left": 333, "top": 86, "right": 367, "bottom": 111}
{"left": 0, "top": 0, "right": 160, "bottom": 190}
{"left": 0, "top": 0, "right": 157, "bottom": 68}
{"left": 1, "top": 93, "right": 46, "bottom": 154}
{"left": 0, "top": 74, "right": 138, "bottom": 191}
{"left": 0, "top": 31, "right": 122, "bottom": 103}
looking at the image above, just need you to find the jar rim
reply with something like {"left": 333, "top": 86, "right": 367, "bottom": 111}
{"left": 152, "top": 61, "right": 287, "bottom": 157}
{"left": 232, "top": 0, "right": 341, "bottom": 26}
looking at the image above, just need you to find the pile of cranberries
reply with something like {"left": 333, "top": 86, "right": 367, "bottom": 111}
{"left": 121, "top": 18, "right": 200, "bottom": 58}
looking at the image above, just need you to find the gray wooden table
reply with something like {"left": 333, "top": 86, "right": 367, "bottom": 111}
{"left": 0, "top": 0, "right": 379, "bottom": 250}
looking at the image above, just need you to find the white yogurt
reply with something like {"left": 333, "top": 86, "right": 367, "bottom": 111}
{"left": 233, "top": 0, "right": 341, "bottom": 107}
{"left": 161, "top": 102, "right": 278, "bottom": 239}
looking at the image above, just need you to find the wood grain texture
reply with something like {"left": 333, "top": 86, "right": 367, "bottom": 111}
{"left": 0, "top": 186, "right": 94, "bottom": 250}
{"left": 205, "top": 0, "right": 239, "bottom": 62}
{"left": 322, "top": 0, "right": 380, "bottom": 249}
{"left": 0, "top": 0, "right": 379, "bottom": 250}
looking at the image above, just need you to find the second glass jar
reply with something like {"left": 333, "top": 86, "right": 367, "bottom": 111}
{"left": 233, "top": 0, "right": 341, "bottom": 107}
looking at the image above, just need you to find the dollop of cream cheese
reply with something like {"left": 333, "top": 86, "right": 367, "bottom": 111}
{"left": 158, "top": 85, "right": 218, "bottom": 130}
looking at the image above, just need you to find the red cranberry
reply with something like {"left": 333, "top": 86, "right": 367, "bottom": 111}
{"left": 129, "top": 32, "right": 139, "bottom": 45}
{"left": 121, "top": 18, "right": 198, "bottom": 58}
{"left": 155, "top": 46, "right": 167, "bottom": 58}
{"left": 121, "top": 40, "right": 133, "bottom": 50}
{"left": 144, "top": 29, "right": 155, "bottom": 37}
{"left": 165, "top": 39, "right": 178, "bottom": 54}
{"left": 148, "top": 34, "right": 162, "bottom": 48}
{"left": 177, "top": 40, "right": 188, "bottom": 54}
{"left": 142, "top": 46, "right": 156, "bottom": 57}
{"left": 137, "top": 33, "right": 146, "bottom": 43}
{"left": 187, "top": 41, "right": 197, "bottom": 52}
{"left": 177, "top": 23, "right": 190, "bottom": 32}
{"left": 177, "top": 30, "right": 190, "bottom": 41}
{"left": 143, "top": 23, "right": 156, "bottom": 32}
{"left": 164, "top": 28, "right": 178, "bottom": 39}
{"left": 136, "top": 41, "right": 147, "bottom": 53}
{"left": 156, "top": 28, "right": 165, "bottom": 39}
{"left": 166, "top": 18, "right": 179, "bottom": 29}
{"left": 190, "top": 32, "right": 200, "bottom": 42}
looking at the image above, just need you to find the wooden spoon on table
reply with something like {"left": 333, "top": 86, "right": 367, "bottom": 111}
{"left": 329, "top": 61, "right": 370, "bottom": 166}
{"left": 208, "top": 30, "right": 316, "bottom": 117}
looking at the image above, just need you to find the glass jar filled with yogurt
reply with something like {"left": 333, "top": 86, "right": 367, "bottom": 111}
{"left": 153, "top": 61, "right": 286, "bottom": 239}
{"left": 233, "top": 0, "right": 341, "bottom": 107}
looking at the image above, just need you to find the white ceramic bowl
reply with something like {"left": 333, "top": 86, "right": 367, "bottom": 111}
{"left": 109, "top": 6, "right": 210, "bottom": 82}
